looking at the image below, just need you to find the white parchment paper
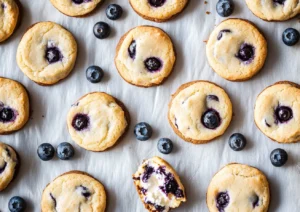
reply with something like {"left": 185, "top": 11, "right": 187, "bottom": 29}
{"left": 1, "top": 0, "right": 300, "bottom": 211}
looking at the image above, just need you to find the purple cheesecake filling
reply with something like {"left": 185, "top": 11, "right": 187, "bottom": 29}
{"left": 274, "top": 106, "right": 293, "bottom": 124}
{"left": 207, "top": 95, "right": 219, "bottom": 102}
{"left": 128, "top": 40, "right": 136, "bottom": 59}
{"left": 235, "top": 43, "right": 255, "bottom": 64}
{"left": 217, "top": 29, "right": 231, "bottom": 40}
{"left": 76, "top": 185, "right": 92, "bottom": 199}
{"left": 72, "top": 113, "right": 90, "bottom": 131}
{"left": 0, "top": 104, "right": 17, "bottom": 123}
{"left": 144, "top": 57, "right": 163, "bottom": 72}
{"left": 45, "top": 47, "right": 63, "bottom": 64}
{"left": 252, "top": 195, "right": 259, "bottom": 208}
{"left": 216, "top": 192, "right": 229, "bottom": 212}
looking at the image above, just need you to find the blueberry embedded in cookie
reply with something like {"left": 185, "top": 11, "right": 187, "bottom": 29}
{"left": 115, "top": 26, "right": 175, "bottom": 87}
{"left": 168, "top": 81, "right": 233, "bottom": 144}
{"left": 67, "top": 92, "right": 129, "bottom": 151}
{"left": 0, "top": 77, "right": 29, "bottom": 134}
{"left": 133, "top": 157, "right": 186, "bottom": 212}
{"left": 206, "top": 19, "right": 267, "bottom": 81}
{"left": 0, "top": 0, "right": 19, "bottom": 42}
{"left": 207, "top": 163, "right": 270, "bottom": 212}
{"left": 129, "top": 0, "right": 189, "bottom": 22}
{"left": 41, "top": 171, "right": 106, "bottom": 212}
{"left": 50, "top": 0, "right": 102, "bottom": 17}
{"left": 0, "top": 142, "right": 18, "bottom": 191}
{"left": 254, "top": 81, "right": 300, "bottom": 143}
{"left": 16, "top": 22, "right": 77, "bottom": 85}
{"left": 245, "top": 0, "right": 300, "bottom": 21}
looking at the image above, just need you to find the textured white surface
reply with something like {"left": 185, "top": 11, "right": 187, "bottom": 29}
{"left": 0, "top": 0, "right": 300, "bottom": 211}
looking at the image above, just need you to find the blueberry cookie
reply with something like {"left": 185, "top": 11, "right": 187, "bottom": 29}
{"left": 0, "top": 0, "right": 19, "bottom": 42}
{"left": 0, "top": 77, "right": 29, "bottom": 134}
{"left": 168, "top": 81, "right": 232, "bottom": 144}
{"left": 206, "top": 19, "right": 267, "bottom": 81}
{"left": 16, "top": 22, "right": 77, "bottom": 85}
{"left": 115, "top": 26, "right": 175, "bottom": 87}
{"left": 254, "top": 81, "right": 300, "bottom": 143}
{"left": 245, "top": 0, "right": 300, "bottom": 21}
{"left": 207, "top": 163, "right": 270, "bottom": 212}
{"left": 41, "top": 171, "right": 106, "bottom": 211}
{"left": 129, "top": 0, "right": 188, "bottom": 22}
{"left": 133, "top": 157, "right": 186, "bottom": 212}
{"left": 0, "top": 142, "right": 18, "bottom": 191}
{"left": 67, "top": 92, "right": 129, "bottom": 151}
{"left": 50, "top": 0, "right": 102, "bottom": 17}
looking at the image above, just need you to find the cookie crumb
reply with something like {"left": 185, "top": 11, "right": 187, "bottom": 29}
{"left": 206, "top": 11, "right": 210, "bottom": 15}
{"left": 204, "top": 1, "right": 208, "bottom": 4}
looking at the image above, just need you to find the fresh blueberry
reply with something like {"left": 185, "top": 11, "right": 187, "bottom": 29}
{"left": 106, "top": 4, "right": 123, "bottom": 20}
{"left": 216, "top": 0, "right": 234, "bottom": 17}
{"left": 86, "top": 66, "right": 104, "bottom": 83}
{"left": 0, "top": 107, "right": 14, "bottom": 122}
{"left": 270, "top": 148, "right": 288, "bottom": 167}
{"left": 275, "top": 106, "right": 293, "bottom": 123}
{"left": 8, "top": 196, "right": 27, "bottom": 212}
{"left": 93, "top": 22, "right": 110, "bottom": 39}
{"left": 57, "top": 142, "right": 75, "bottom": 160}
{"left": 157, "top": 138, "right": 173, "bottom": 154}
{"left": 201, "top": 109, "right": 221, "bottom": 129}
{"left": 216, "top": 192, "right": 230, "bottom": 211}
{"left": 72, "top": 114, "right": 89, "bottom": 131}
{"left": 148, "top": 0, "right": 166, "bottom": 7}
{"left": 236, "top": 43, "right": 254, "bottom": 62}
{"left": 37, "top": 143, "right": 55, "bottom": 161}
{"left": 228, "top": 133, "right": 247, "bottom": 151}
{"left": 144, "top": 57, "right": 162, "bottom": 72}
{"left": 282, "top": 28, "right": 300, "bottom": 46}
{"left": 134, "top": 122, "right": 152, "bottom": 141}
{"left": 128, "top": 40, "right": 136, "bottom": 59}
{"left": 45, "top": 47, "right": 61, "bottom": 64}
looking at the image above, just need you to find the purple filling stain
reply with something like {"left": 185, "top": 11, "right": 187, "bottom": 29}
{"left": 0, "top": 162, "right": 7, "bottom": 174}
{"left": 252, "top": 195, "right": 259, "bottom": 208}
{"left": 174, "top": 118, "right": 179, "bottom": 129}
{"left": 1, "top": 3, "right": 5, "bottom": 9}
{"left": 146, "top": 201, "right": 165, "bottom": 212}
{"left": 76, "top": 185, "right": 91, "bottom": 199}
{"left": 144, "top": 57, "right": 162, "bottom": 72}
{"left": 275, "top": 106, "right": 293, "bottom": 124}
{"left": 207, "top": 95, "right": 219, "bottom": 102}
{"left": 160, "top": 172, "right": 184, "bottom": 198}
{"left": 216, "top": 192, "right": 230, "bottom": 212}
{"left": 273, "top": 0, "right": 285, "bottom": 5}
{"left": 265, "top": 120, "right": 271, "bottom": 127}
{"left": 142, "top": 165, "right": 155, "bottom": 183}
{"left": 128, "top": 40, "right": 136, "bottom": 59}
{"left": 148, "top": 0, "right": 166, "bottom": 7}
{"left": 72, "top": 114, "right": 90, "bottom": 131}
{"left": 235, "top": 43, "right": 255, "bottom": 64}
{"left": 140, "top": 187, "right": 147, "bottom": 195}
{"left": 217, "top": 29, "right": 231, "bottom": 40}
{"left": 50, "top": 193, "right": 57, "bottom": 207}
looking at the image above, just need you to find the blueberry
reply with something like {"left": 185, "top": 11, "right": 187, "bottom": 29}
{"left": 106, "top": 4, "right": 123, "bottom": 20}
{"left": 128, "top": 40, "right": 136, "bottom": 59}
{"left": 274, "top": 0, "right": 285, "bottom": 5}
{"left": 157, "top": 138, "right": 173, "bottom": 154}
{"left": 45, "top": 47, "right": 61, "bottom": 64}
{"left": 282, "top": 28, "right": 300, "bottom": 46}
{"left": 144, "top": 57, "right": 162, "bottom": 72}
{"left": 57, "top": 142, "right": 75, "bottom": 160}
{"left": 72, "top": 114, "right": 89, "bottom": 131}
{"left": 270, "top": 148, "right": 288, "bottom": 167}
{"left": 72, "top": 0, "right": 83, "bottom": 4}
{"left": 201, "top": 109, "right": 221, "bottom": 129}
{"left": 216, "top": 0, "right": 234, "bottom": 17}
{"left": 236, "top": 43, "right": 254, "bottom": 62}
{"left": 216, "top": 192, "right": 230, "bottom": 211}
{"left": 228, "top": 133, "right": 247, "bottom": 151}
{"left": 37, "top": 143, "right": 55, "bottom": 161}
{"left": 86, "top": 66, "right": 104, "bottom": 83}
{"left": 275, "top": 106, "right": 293, "bottom": 123}
{"left": 148, "top": 0, "right": 166, "bottom": 7}
{"left": 8, "top": 196, "right": 27, "bottom": 212}
{"left": 0, "top": 107, "right": 14, "bottom": 122}
{"left": 93, "top": 22, "right": 110, "bottom": 39}
{"left": 134, "top": 122, "right": 152, "bottom": 141}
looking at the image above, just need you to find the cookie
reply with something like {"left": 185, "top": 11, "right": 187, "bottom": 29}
{"left": 0, "top": 142, "right": 18, "bottom": 191}
{"left": 207, "top": 163, "right": 270, "bottom": 212}
{"left": 16, "top": 22, "right": 77, "bottom": 85}
{"left": 245, "top": 0, "right": 300, "bottom": 21}
{"left": 67, "top": 92, "right": 129, "bottom": 151}
{"left": 0, "top": 77, "right": 29, "bottom": 134}
{"left": 206, "top": 19, "right": 267, "bottom": 81}
{"left": 129, "top": 0, "right": 188, "bottom": 22}
{"left": 115, "top": 26, "right": 175, "bottom": 87}
{"left": 133, "top": 157, "right": 186, "bottom": 212}
{"left": 0, "top": 0, "right": 19, "bottom": 42}
{"left": 254, "top": 81, "right": 300, "bottom": 143}
{"left": 168, "top": 81, "right": 232, "bottom": 144}
{"left": 41, "top": 171, "right": 106, "bottom": 212}
{"left": 50, "top": 0, "right": 102, "bottom": 17}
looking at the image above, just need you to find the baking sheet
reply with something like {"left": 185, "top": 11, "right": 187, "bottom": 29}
{"left": 1, "top": 0, "right": 300, "bottom": 211}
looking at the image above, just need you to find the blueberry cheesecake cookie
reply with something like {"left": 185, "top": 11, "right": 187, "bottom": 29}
{"left": 207, "top": 163, "right": 270, "bottom": 212}
{"left": 168, "top": 81, "right": 232, "bottom": 144}
{"left": 0, "top": 77, "right": 29, "bottom": 134}
{"left": 0, "top": 0, "right": 19, "bottom": 42}
{"left": 206, "top": 19, "right": 267, "bottom": 81}
{"left": 41, "top": 171, "right": 106, "bottom": 211}
{"left": 254, "top": 81, "right": 300, "bottom": 143}
{"left": 133, "top": 157, "right": 186, "bottom": 212}
{"left": 67, "top": 92, "right": 129, "bottom": 151}
{"left": 16, "top": 22, "right": 77, "bottom": 85}
{"left": 115, "top": 26, "right": 175, "bottom": 87}
{"left": 129, "top": 0, "right": 188, "bottom": 22}
{"left": 50, "top": 0, "right": 102, "bottom": 17}
{"left": 245, "top": 0, "right": 300, "bottom": 21}
{"left": 0, "top": 142, "right": 18, "bottom": 191}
